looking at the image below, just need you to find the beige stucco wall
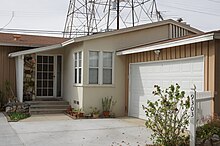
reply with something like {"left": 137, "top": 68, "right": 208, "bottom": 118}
{"left": 59, "top": 24, "right": 172, "bottom": 116}
{"left": 63, "top": 43, "right": 84, "bottom": 109}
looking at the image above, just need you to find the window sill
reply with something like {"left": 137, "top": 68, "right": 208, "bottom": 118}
{"left": 84, "top": 84, "right": 115, "bottom": 88}
{"left": 73, "top": 84, "right": 83, "bottom": 87}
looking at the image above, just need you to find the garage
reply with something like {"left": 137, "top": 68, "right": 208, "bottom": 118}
{"left": 129, "top": 56, "right": 204, "bottom": 119}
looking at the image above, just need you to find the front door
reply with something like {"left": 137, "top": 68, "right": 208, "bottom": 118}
{"left": 36, "top": 55, "right": 62, "bottom": 98}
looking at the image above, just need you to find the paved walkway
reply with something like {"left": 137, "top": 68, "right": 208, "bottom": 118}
{"left": 0, "top": 113, "right": 24, "bottom": 146}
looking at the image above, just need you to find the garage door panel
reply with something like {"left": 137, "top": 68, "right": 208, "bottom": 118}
{"left": 129, "top": 57, "right": 204, "bottom": 120}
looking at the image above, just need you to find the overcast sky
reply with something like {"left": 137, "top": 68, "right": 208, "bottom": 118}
{"left": 0, "top": 0, "right": 219, "bottom": 36}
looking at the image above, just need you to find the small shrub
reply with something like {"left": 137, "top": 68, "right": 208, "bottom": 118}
{"left": 8, "top": 112, "right": 30, "bottom": 121}
{"left": 143, "top": 84, "right": 190, "bottom": 146}
{"left": 196, "top": 117, "right": 220, "bottom": 144}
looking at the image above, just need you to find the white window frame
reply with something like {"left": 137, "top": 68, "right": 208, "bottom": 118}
{"left": 73, "top": 51, "right": 83, "bottom": 85}
{"left": 88, "top": 51, "right": 114, "bottom": 85}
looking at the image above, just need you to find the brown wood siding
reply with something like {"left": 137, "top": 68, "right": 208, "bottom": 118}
{"left": 0, "top": 46, "right": 28, "bottom": 96}
{"left": 124, "top": 40, "right": 216, "bottom": 114}
{"left": 215, "top": 40, "right": 220, "bottom": 114}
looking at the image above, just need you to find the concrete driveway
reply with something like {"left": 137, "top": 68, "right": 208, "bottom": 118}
{"left": 5, "top": 114, "right": 152, "bottom": 146}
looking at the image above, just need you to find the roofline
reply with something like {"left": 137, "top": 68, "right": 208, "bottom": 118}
{"left": 0, "top": 43, "right": 42, "bottom": 48}
{"left": 64, "top": 19, "right": 203, "bottom": 44}
{"left": 8, "top": 44, "right": 62, "bottom": 57}
{"left": 116, "top": 33, "right": 215, "bottom": 56}
{"left": 8, "top": 19, "right": 202, "bottom": 58}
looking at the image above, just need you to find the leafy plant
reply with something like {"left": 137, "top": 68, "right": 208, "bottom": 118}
{"left": 102, "top": 96, "right": 116, "bottom": 112}
{"left": 196, "top": 117, "right": 220, "bottom": 144}
{"left": 90, "top": 107, "right": 100, "bottom": 115}
{"left": 143, "top": 84, "right": 190, "bottom": 146}
{"left": 8, "top": 112, "right": 30, "bottom": 121}
{"left": 4, "top": 81, "right": 15, "bottom": 102}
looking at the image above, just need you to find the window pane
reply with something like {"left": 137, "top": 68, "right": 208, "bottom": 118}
{"left": 43, "top": 64, "right": 48, "bottom": 71}
{"left": 79, "top": 68, "right": 82, "bottom": 84}
{"left": 89, "top": 68, "right": 98, "bottom": 84}
{"left": 79, "top": 52, "right": 82, "bottom": 60}
{"left": 37, "top": 64, "right": 42, "bottom": 71}
{"left": 49, "top": 56, "right": 54, "bottom": 63}
{"left": 37, "top": 56, "right": 42, "bottom": 63}
{"left": 43, "top": 56, "right": 48, "bottom": 63}
{"left": 57, "top": 56, "right": 62, "bottom": 97}
{"left": 75, "top": 69, "right": 77, "bottom": 83}
{"left": 37, "top": 89, "right": 42, "bottom": 96}
{"left": 37, "top": 73, "right": 42, "bottom": 79}
{"left": 89, "top": 51, "right": 99, "bottom": 67}
{"left": 103, "top": 52, "right": 112, "bottom": 67}
{"left": 74, "top": 53, "right": 78, "bottom": 67}
{"left": 103, "top": 69, "right": 112, "bottom": 84}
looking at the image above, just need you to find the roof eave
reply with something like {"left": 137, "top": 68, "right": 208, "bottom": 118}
{"left": 8, "top": 44, "right": 63, "bottom": 58}
{"left": 116, "top": 33, "right": 215, "bottom": 56}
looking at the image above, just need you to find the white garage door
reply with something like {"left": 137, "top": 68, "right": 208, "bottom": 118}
{"left": 129, "top": 56, "right": 204, "bottom": 119}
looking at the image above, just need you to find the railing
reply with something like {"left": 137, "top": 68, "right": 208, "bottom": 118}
{"left": 190, "top": 87, "right": 213, "bottom": 146}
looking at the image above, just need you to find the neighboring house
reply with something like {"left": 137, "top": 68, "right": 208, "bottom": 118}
{"left": 0, "top": 33, "right": 67, "bottom": 98}
{"left": 8, "top": 19, "right": 203, "bottom": 116}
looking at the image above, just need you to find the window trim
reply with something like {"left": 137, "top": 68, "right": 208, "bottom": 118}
{"left": 73, "top": 51, "right": 83, "bottom": 85}
{"left": 88, "top": 50, "right": 114, "bottom": 85}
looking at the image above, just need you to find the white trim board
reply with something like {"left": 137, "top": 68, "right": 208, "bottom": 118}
{"left": 116, "top": 33, "right": 214, "bottom": 56}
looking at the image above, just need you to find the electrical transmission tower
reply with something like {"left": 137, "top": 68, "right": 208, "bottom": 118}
{"left": 63, "top": 0, "right": 163, "bottom": 38}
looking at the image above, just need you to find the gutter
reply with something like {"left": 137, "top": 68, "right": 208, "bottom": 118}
{"left": 116, "top": 33, "right": 214, "bottom": 56}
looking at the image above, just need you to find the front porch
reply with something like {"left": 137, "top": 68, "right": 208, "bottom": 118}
{"left": 16, "top": 53, "right": 64, "bottom": 102}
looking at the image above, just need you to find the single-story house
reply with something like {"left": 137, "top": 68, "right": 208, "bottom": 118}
{"left": 0, "top": 33, "right": 67, "bottom": 100}
{"left": 8, "top": 19, "right": 209, "bottom": 117}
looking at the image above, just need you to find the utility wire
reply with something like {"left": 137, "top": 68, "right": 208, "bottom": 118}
{"left": 208, "top": 0, "right": 220, "bottom": 3}
{"left": 0, "top": 11, "right": 14, "bottom": 30}
{"left": 160, "top": 3, "right": 220, "bottom": 17}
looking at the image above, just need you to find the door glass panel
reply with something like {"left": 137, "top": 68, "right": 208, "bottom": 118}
{"left": 56, "top": 56, "right": 62, "bottom": 97}
{"left": 36, "top": 55, "right": 54, "bottom": 97}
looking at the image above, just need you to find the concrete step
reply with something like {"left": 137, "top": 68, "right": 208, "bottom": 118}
{"left": 30, "top": 104, "right": 69, "bottom": 109}
{"left": 25, "top": 100, "right": 70, "bottom": 115}
{"left": 30, "top": 109, "right": 67, "bottom": 114}
{"left": 26, "top": 101, "right": 69, "bottom": 105}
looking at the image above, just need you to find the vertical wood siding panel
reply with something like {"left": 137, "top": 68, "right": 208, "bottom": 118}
{"left": 203, "top": 41, "right": 209, "bottom": 91}
{"left": 144, "top": 52, "right": 147, "bottom": 62}
{"left": 0, "top": 47, "right": 3, "bottom": 90}
{"left": 215, "top": 40, "right": 220, "bottom": 113}
{"left": 135, "top": 53, "right": 138, "bottom": 63}
{"left": 180, "top": 45, "right": 185, "bottom": 58}
{"left": 191, "top": 44, "right": 196, "bottom": 57}
{"left": 175, "top": 46, "right": 181, "bottom": 59}
{"left": 185, "top": 44, "right": 191, "bottom": 57}
{"left": 208, "top": 41, "right": 215, "bottom": 114}
{"left": 166, "top": 48, "right": 171, "bottom": 60}
{"left": 162, "top": 49, "right": 167, "bottom": 60}
{"left": 131, "top": 54, "right": 135, "bottom": 63}
{"left": 208, "top": 41, "right": 215, "bottom": 92}
{"left": 196, "top": 42, "right": 202, "bottom": 56}
{"left": 140, "top": 52, "right": 144, "bottom": 62}
{"left": 171, "top": 47, "right": 176, "bottom": 59}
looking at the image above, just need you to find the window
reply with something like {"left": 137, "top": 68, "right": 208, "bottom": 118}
{"left": 89, "top": 51, "right": 99, "bottom": 84}
{"left": 74, "top": 51, "right": 82, "bottom": 84}
{"left": 89, "top": 51, "right": 113, "bottom": 85}
{"left": 103, "top": 52, "right": 112, "bottom": 84}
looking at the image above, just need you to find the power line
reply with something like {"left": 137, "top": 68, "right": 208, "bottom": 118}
{"left": 0, "top": 11, "right": 14, "bottom": 30}
{"left": 160, "top": 3, "right": 220, "bottom": 17}
{"left": 208, "top": 0, "right": 220, "bottom": 3}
